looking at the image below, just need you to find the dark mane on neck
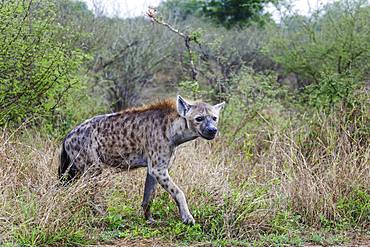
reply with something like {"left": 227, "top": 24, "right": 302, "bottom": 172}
{"left": 122, "top": 98, "right": 177, "bottom": 114}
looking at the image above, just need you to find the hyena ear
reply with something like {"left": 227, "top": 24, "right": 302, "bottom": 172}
{"left": 213, "top": 102, "right": 225, "bottom": 113}
{"left": 177, "top": 95, "right": 191, "bottom": 117}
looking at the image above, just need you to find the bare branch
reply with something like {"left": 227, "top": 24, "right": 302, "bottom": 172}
{"left": 146, "top": 7, "right": 198, "bottom": 81}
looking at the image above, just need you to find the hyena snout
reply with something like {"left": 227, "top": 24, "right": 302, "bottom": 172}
{"left": 206, "top": 126, "right": 217, "bottom": 136}
{"left": 200, "top": 125, "right": 218, "bottom": 140}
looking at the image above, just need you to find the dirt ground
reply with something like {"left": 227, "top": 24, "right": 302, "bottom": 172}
{"left": 94, "top": 239, "right": 370, "bottom": 247}
{"left": 93, "top": 239, "right": 176, "bottom": 247}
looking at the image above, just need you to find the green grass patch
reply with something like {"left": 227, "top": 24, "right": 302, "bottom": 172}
{"left": 102, "top": 192, "right": 230, "bottom": 245}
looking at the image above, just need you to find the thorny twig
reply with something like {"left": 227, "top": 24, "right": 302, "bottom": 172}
{"left": 146, "top": 7, "right": 198, "bottom": 81}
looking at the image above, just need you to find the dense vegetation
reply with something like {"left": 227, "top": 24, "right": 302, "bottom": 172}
{"left": 0, "top": 0, "right": 369, "bottom": 246}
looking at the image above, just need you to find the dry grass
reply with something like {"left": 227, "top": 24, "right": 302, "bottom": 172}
{"left": 0, "top": 110, "right": 369, "bottom": 246}
{"left": 0, "top": 132, "right": 95, "bottom": 245}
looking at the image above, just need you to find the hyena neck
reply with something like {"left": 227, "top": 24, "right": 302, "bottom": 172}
{"left": 169, "top": 115, "right": 198, "bottom": 147}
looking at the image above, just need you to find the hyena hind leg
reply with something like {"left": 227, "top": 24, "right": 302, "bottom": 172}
{"left": 141, "top": 171, "right": 158, "bottom": 223}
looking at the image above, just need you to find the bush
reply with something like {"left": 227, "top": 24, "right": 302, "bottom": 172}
{"left": 0, "top": 0, "right": 88, "bottom": 127}
{"left": 303, "top": 73, "right": 358, "bottom": 110}
{"left": 265, "top": 0, "right": 369, "bottom": 83}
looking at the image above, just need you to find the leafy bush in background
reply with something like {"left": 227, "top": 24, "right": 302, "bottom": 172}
{"left": 303, "top": 73, "right": 358, "bottom": 110}
{"left": 266, "top": 0, "right": 369, "bottom": 82}
{"left": 0, "top": 0, "right": 88, "bottom": 127}
{"left": 264, "top": 0, "right": 369, "bottom": 109}
{"left": 161, "top": 0, "right": 276, "bottom": 28}
{"left": 201, "top": 0, "right": 275, "bottom": 28}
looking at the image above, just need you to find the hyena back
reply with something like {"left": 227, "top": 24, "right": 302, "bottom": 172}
{"left": 59, "top": 95, "right": 225, "bottom": 224}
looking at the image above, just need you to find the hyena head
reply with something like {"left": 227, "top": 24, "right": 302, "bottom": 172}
{"left": 177, "top": 95, "right": 225, "bottom": 140}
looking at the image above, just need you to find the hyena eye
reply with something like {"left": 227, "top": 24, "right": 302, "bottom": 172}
{"left": 212, "top": 116, "right": 217, "bottom": 121}
{"left": 195, "top": 116, "right": 204, "bottom": 122}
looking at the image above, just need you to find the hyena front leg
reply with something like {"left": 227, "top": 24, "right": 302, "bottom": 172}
{"left": 141, "top": 171, "right": 158, "bottom": 223}
{"left": 152, "top": 167, "right": 195, "bottom": 225}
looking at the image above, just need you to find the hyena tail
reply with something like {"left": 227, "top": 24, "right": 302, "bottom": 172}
{"left": 59, "top": 141, "right": 78, "bottom": 183}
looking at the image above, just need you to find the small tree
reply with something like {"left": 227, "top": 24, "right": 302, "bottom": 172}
{"left": 201, "top": 0, "right": 276, "bottom": 28}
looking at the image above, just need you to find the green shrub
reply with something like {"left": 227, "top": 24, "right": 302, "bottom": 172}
{"left": 303, "top": 73, "right": 358, "bottom": 110}
{"left": 337, "top": 188, "right": 370, "bottom": 227}
{"left": 265, "top": 0, "right": 369, "bottom": 83}
{"left": 0, "top": 0, "right": 88, "bottom": 127}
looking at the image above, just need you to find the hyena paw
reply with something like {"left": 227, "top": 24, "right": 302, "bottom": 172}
{"left": 182, "top": 213, "right": 195, "bottom": 225}
{"left": 146, "top": 216, "right": 156, "bottom": 225}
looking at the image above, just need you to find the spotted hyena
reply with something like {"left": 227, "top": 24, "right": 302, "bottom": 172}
{"left": 59, "top": 95, "right": 225, "bottom": 224}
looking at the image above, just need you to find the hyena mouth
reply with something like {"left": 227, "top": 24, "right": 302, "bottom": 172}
{"left": 198, "top": 131, "right": 216, "bottom": 140}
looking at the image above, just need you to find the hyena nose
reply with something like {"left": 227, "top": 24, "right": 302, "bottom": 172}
{"left": 207, "top": 127, "right": 217, "bottom": 135}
